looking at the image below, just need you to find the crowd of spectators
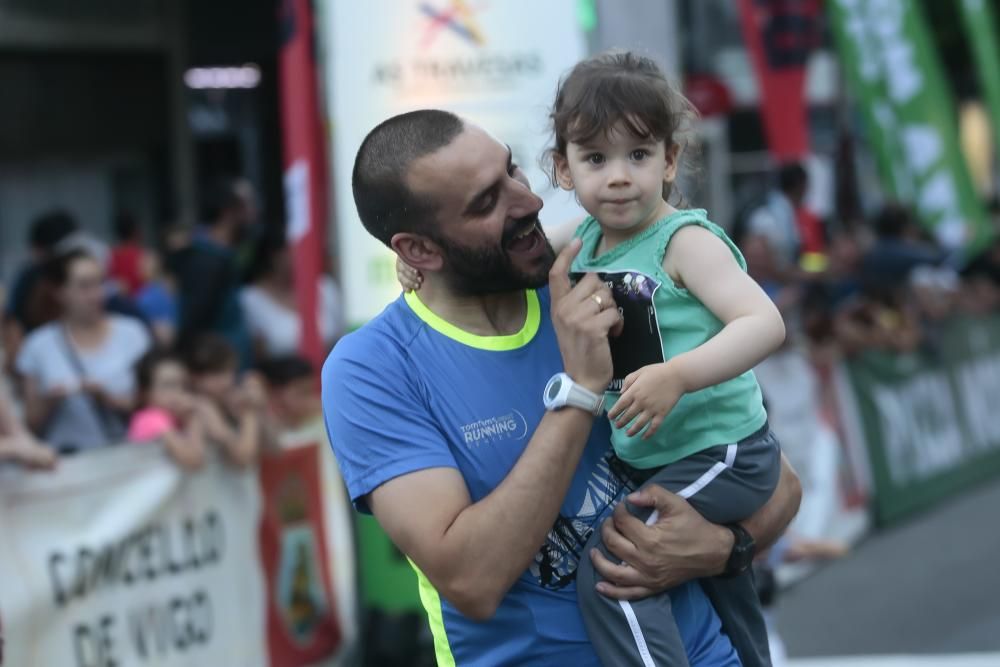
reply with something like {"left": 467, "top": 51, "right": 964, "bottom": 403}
{"left": 733, "top": 163, "right": 1000, "bottom": 664}
{"left": 0, "top": 177, "right": 344, "bottom": 471}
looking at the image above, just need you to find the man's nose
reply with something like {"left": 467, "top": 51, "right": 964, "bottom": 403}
{"left": 509, "top": 180, "right": 544, "bottom": 218}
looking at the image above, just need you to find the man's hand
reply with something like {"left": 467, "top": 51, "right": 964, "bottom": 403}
{"left": 591, "top": 454, "right": 801, "bottom": 600}
{"left": 608, "top": 362, "right": 686, "bottom": 438}
{"left": 548, "top": 239, "right": 621, "bottom": 394}
{"left": 590, "top": 486, "right": 731, "bottom": 599}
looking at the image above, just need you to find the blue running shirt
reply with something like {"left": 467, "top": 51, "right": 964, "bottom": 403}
{"left": 322, "top": 288, "right": 739, "bottom": 667}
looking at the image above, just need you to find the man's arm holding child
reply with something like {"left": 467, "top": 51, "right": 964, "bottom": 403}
{"left": 368, "top": 242, "right": 620, "bottom": 621}
{"left": 591, "top": 453, "right": 802, "bottom": 599}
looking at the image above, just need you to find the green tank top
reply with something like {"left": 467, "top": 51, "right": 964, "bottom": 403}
{"left": 570, "top": 209, "right": 767, "bottom": 469}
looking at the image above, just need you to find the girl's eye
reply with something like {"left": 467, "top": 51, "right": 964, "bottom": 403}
{"left": 630, "top": 149, "right": 649, "bottom": 161}
{"left": 586, "top": 153, "right": 605, "bottom": 165}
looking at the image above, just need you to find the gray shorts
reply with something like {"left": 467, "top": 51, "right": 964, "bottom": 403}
{"left": 577, "top": 424, "right": 781, "bottom": 667}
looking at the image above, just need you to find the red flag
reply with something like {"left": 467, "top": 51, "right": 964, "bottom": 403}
{"left": 279, "top": 0, "right": 327, "bottom": 370}
{"left": 737, "top": 0, "right": 821, "bottom": 161}
{"left": 259, "top": 444, "right": 343, "bottom": 665}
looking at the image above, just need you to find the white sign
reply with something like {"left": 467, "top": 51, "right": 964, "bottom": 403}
{"left": 321, "top": 0, "right": 587, "bottom": 326}
{"left": 0, "top": 446, "right": 266, "bottom": 667}
{"left": 0, "top": 440, "right": 357, "bottom": 667}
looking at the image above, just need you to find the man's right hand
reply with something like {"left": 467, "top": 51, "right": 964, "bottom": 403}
{"left": 548, "top": 239, "right": 620, "bottom": 394}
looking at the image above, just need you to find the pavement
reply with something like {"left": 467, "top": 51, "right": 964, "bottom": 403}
{"left": 775, "top": 476, "right": 1000, "bottom": 665}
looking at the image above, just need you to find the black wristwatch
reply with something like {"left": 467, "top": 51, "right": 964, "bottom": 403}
{"left": 720, "top": 523, "right": 756, "bottom": 578}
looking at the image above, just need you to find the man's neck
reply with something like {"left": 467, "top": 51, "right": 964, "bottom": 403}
{"left": 415, "top": 277, "right": 529, "bottom": 337}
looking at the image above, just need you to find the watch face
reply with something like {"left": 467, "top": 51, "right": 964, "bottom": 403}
{"left": 547, "top": 379, "right": 563, "bottom": 401}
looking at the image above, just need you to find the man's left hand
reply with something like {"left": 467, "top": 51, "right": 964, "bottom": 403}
{"left": 589, "top": 485, "right": 732, "bottom": 600}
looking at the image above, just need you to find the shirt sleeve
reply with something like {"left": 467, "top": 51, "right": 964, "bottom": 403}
{"left": 321, "top": 329, "right": 457, "bottom": 513}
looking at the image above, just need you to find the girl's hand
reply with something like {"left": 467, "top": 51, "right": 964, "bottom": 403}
{"left": 237, "top": 372, "right": 268, "bottom": 412}
{"left": 396, "top": 256, "right": 423, "bottom": 292}
{"left": 607, "top": 363, "right": 686, "bottom": 439}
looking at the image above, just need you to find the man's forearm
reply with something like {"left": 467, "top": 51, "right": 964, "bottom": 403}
{"left": 743, "top": 453, "right": 802, "bottom": 552}
{"left": 441, "top": 408, "right": 594, "bottom": 611}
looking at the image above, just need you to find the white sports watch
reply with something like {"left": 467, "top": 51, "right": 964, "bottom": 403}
{"left": 543, "top": 372, "right": 605, "bottom": 415}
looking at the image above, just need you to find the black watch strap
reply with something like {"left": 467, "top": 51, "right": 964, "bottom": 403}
{"left": 721, "top": 523, "right": 756, "bottom": 579}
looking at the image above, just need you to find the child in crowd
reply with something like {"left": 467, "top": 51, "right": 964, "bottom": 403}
{"left": 185, "top": 334, "right": 266, "bottom": 467}
{"left": 398, "top": 50, "right": 786, "bottom": 667}
{"left": 257, "top": 355, "right": 321, "bottom": 433}
{"left": 128, "top": 349, "right": 205, "bottom": 470}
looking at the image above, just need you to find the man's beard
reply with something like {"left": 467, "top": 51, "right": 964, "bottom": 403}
{"left": 431, "top": 219, "right": 556, "bottom": 296}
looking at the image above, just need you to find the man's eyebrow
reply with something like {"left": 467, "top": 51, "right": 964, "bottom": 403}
{"left": 463, "top": 145, "right": 514, "bottom": 215}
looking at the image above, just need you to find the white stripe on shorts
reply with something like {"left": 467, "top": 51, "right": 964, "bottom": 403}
{"left": 644, "top": 442, "right": 738, "bottom": 526}
{"left": 618, "top": 599, "right": 657, "bottom": 667}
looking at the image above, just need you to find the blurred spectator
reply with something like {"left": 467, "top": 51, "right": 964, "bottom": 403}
{"left": 170, "top": 178, "right": 257, "bottom": 368}
{"left": 185, "top": 334, "right": 264, "bottom": 466}
{"left": 745, "top": 163, "right": 809, "bottom": 271}
{"left": 242, "top": 235, "right": 344, "bottom": 360}
{"left": 833, "top": 284, "right": 922, "bottom": 356}
{"left": 0, "top": 381, "right": 56, "bottom": 469}
{"left": 15, "top": 249, "right": 151, "bottom": 453}
{"left": 135, "top": 250, "right": 179, "bottom": 348}
{"left": 128, "top": 348, "right": 206, "bottom": 470}
{"left": 860, "top": 204, "right": 945, "bottom": 286}
{"left": 107, "top": 211, "right": 147, "bottom": 297}
{"left": 257, "top": 355, "right": 320, "bottom": 432}
{"left": 2, "top": 210, "right": 79, "bottom": 367}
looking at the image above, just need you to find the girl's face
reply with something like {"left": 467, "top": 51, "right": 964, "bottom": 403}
{"left": 193, "top": 368, "right": 236, "bottom": 402}
{"left": 149, "top": 360, "right": 193, "bottom": 416}
{"left": 555, "top": 120, "right": 678, "bottom": 243}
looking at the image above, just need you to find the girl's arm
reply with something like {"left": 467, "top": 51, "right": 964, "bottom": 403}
{"left": 662, "top": 225, "right": 786, "bottom": 390}
{"left": 609, "top": 225, "right": 785, "bottom": 437}
{"left": 162, "top": 417, "right": 206, "bottom": 471}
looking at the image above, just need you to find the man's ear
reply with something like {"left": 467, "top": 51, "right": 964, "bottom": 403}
{"left": 390, "top": 233, "right": 445, "bottom": 272}
{"left": 553, "top": 154, "right": 575, "bottom": 191}
{"left": 664, "top": 143, "right": 681, "bottom": 183}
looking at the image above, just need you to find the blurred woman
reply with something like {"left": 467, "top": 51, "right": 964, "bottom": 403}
{"left": 240, "top": 237, "right": 343, "bottom": 360}
{"left": 15, "top": 249, "right": 151, "bottom": 453}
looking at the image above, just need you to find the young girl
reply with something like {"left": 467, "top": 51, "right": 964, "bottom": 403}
{"left": 400, "top": 51, "right": 785, "bottom": 667}
{"left": 128, "top": 349, "right": 206, "bottom": 470}
{"left": 185, "top": 334, "right": 266, "bottom": 467}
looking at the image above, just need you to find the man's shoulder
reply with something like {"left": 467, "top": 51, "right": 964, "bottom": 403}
{"left": 322, "top": 296, "right": 418, "bottom": 375}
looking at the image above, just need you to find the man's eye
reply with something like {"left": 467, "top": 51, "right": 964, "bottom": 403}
{"left": 477, "top": 193, "right": 498, "bottom": 214}
{"left": 586, "top": 153, "right": 605, "bottom": 165}
{"left": 508, "top": 162, "right": 520, "bottom": 177}
{"left": 631, "top": 149, "right": 649, "bottom": 161}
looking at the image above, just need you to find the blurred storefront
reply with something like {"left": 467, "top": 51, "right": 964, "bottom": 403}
{"left": 0, "top": 0, "right": 284, "bottom": 277}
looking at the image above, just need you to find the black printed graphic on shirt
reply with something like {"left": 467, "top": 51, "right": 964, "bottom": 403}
{"left": 570, "top": 270, "right": 665, "bottom": 392}
{"left": 530, "top": 450, "right": 644, "bottom": 590}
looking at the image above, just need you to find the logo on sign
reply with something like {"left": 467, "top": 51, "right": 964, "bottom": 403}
{"left": 419, "top": 0, "right": 487, "bottom": 48}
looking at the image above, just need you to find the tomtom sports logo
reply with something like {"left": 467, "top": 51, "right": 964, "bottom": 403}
{"left": 419, "top": 0, "right": 487, "bottom": 48}
{"left": 460, "top": 410, "right": 528, "bottom": 446}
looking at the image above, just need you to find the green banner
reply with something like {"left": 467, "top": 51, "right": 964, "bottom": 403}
{"left": 959, "top": 0, "right": 1000, "bottom": 162}
{"left": 356, "top": 514, "right": 422, "bottom": 612}
{"left": 827, "top": 0, "right": 992, "bottom": 255}
{"left": 845, "top": 315, "right": 1000, "bottom": 524}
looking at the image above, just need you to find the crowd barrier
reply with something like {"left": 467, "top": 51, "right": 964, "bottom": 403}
{"left": 834, "top": 314, "right": 1000, "bottom": 524}
{"left": 0, "top": 437, "right": 357, "bottom": 667}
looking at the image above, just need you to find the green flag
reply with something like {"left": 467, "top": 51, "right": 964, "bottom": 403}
{"left": 828, "top": 0, "right": 992, "bottom": 255}
{"left": 959, "top": 0, "right": 1000, "bottom": 164}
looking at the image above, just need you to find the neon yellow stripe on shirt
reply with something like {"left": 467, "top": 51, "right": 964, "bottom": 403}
{"left": 409, "top": 560, "right": 457, "bottom": 667}
{"left": 404, "top": 289, "right": 540, "bottom": 351}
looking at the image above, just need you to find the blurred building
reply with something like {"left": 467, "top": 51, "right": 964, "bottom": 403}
{"left": 0, "top": 0, "right": 284, "bottom": 276}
